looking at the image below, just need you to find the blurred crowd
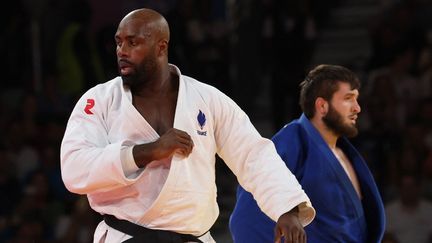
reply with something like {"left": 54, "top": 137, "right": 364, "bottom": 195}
{"left": 358, "top": 1, "right": 432, "bottom": 242}
{"left": 1, "top": 0, "right": 432, "bottom": 242}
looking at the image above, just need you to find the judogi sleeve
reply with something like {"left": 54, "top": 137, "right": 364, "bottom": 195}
{"left": 60, "top": 87, "right": 140, "bottom": 195}
{"left": 212, "top": 89, "right": 315, "bottom": 225}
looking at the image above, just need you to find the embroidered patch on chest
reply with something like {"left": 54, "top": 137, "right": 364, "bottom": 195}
{"left": 197, "top": 110, "right": 207, "bottom": 136}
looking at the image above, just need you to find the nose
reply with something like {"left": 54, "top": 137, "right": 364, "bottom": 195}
{"left": 353, "top": 99, "right": 361, "bottom": 113}
{"left": 116, "top": 42, "right": 128, "bottom": 58}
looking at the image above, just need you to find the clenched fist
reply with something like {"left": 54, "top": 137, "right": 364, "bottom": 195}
{"left": 133, "top": 128, "right": 194, "bottom": 167}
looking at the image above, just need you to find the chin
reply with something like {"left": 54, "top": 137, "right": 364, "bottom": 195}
{"left": 121, "top": 75, "right": 134, "bottom": 87}
{"left": 346, "top": 127, "right": 359, "bottom": 138}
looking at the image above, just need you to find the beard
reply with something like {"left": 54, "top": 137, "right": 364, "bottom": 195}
{"left": 121, "top": 53, "right": 158, "bottom": 90}
{"left": 322, "top": 103, "right": 359, "bottom": 138}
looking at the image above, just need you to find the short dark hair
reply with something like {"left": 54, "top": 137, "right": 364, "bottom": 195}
{"left": 299, "top": 64, "right": 360, "bottom": 118}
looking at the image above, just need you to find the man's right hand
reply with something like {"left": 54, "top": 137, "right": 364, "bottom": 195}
{"left": 154, "top": 128, "right": 194, "bottom": 158}
{"left": 133, "top": 128, "right": 194, "bottom": 167}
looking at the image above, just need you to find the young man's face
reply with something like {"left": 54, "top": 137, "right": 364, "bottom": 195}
{"left": 323, "top": 82, "right": 361, "bottom": 137}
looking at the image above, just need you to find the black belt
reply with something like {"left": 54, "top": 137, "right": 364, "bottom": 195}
{"left": 103, "top": 214, "right": 204, "bottom": 243}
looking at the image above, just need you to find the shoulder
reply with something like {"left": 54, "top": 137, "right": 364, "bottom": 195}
{"left": 182, "top": 75, "right": 224, "bottom": 97}
{"left": 272, "top": 120, "right": 306, "bottom": 154}
{"left": 181, "top": 74, "right": 240, "bottom": 112}
{"left": 81, "top": 77, "right": 123, "bottom": 100}
{"left": 173, "top": 63, "right": 231, "bottom": 103}
{"left": 271, "top": 119, "right": 309, "bottom": 172}
{"left": 71, "top": 77, "right": 123, "bottom": 114}
{"left": 272, "top": 120, "right": 303, "bottom": 143}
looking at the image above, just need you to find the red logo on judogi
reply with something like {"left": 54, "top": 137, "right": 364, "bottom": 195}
{"left": 84, "top": 99, "right": 95, "bottom": 114}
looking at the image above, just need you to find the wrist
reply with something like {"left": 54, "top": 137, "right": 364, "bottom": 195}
{"left": 279, "top": 206, "right": 299, "bottom": 220}
{"left": 133, "top": 143, "right": 157, "bottom": 168}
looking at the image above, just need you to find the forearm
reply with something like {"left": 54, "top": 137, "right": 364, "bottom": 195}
{"left": 221, "top": 136, "right": 313, "bottom": 224}
{"left": 132, "top": 128, "right": 194, "bottom": 167}
{"left": 132, "top": 142, "right": 160, "bottom": 168}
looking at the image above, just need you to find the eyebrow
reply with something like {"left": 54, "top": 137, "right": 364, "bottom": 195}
{"left": 115, "top": 33, "right": 151, "bottom": 40}
{"left": 344, "top": 91, "right": 359, "bottom": 98}
{"left": 115, "top": 33, "right": 136, "bottom": 38}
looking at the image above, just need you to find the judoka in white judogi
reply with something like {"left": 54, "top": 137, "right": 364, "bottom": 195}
{"left": 61, "top": 65, "right": 314, "bottom": 242}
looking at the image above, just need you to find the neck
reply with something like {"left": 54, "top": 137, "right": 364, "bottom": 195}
{"left": 133, "top": 66, "right": 174, "bottom": 97}
{"left": 310, "top": 116, "right": 339, "bottom": 149}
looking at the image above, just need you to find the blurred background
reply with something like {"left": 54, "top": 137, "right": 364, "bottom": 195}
{"left": 1, "top": 0, "right": 432, "bottom": 242}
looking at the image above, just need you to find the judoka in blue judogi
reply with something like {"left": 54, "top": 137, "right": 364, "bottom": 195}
{"left": 229, "top": 64, "right": 385, "bottom": 243}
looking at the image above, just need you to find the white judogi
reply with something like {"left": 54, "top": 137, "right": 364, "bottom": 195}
{"left": 60, "top": 64, "right": 315, "bottom": 242}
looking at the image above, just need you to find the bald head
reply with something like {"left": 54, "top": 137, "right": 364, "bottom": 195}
{"left": 119, "top": 8, "right": 170, "bottom": 43}
{"left": 115, "top": 8, "right": 172, "bottom": 89}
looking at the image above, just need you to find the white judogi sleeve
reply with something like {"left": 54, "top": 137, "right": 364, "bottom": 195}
{"left": 211, "top": 89, "right": 315, "bottom": 225}
{"left": 60, "top": 82, "right": 140, "bottom": 195}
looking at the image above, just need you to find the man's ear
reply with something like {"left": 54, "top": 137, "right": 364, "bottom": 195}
{"left": 158, "top": 39, "right": 168, "bottom": 57}
{"left": 315, "top": 97, "right": 328, "bottom": 116}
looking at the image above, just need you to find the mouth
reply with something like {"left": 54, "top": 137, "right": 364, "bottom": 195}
{"left": 349, "top": 115, "right": 358, "bottom": 123}
{"left": 118, "top": 60, "right": 134, "bottom": 75}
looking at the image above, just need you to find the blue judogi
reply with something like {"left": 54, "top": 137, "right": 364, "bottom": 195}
{"left": 229, "top": 114, "right": 385, "bottom": 243}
